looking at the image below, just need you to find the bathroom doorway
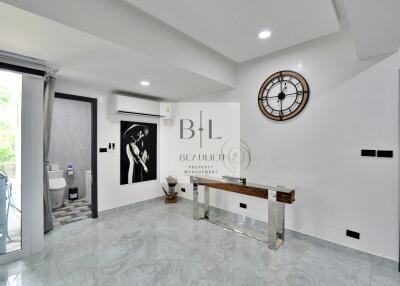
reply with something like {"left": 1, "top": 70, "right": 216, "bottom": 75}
{"left": 48, "top": 93, "right": 97, "bottom": 227}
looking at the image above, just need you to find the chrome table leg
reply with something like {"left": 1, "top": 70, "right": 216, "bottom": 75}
{"left": 268, "top": 190, "right": 285, "bottom": 250}
{"left": 192, "top": 178, "right": 200, "bottom": 220}
{"left": 204, "top": 185, "right": 209, "bottom": 219}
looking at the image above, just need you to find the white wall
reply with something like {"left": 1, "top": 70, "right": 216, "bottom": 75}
{"left": 55, "top": 80, "right": 163, "bottom": 212}
{"left": 181, "top": 31, "right": 400, "bottom": 261}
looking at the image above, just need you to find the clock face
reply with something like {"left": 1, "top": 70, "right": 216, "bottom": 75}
{"left": 258, "top": 70, "right": 309, "bottom": 121}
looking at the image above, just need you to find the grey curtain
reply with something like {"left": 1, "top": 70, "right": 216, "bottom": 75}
{"left": 43, "top": 75, "right": 56, "bottom": 233}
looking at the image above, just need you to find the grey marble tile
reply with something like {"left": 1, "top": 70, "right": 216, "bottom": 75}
{"left": 282, "top": 244, "right": 373, "bottom": 286}
{"left": 225, "top": 235, "right": 309, "bottom": 285}
{"left": 110, "top": 247, "right": 217, "bottom": 286}
{"left": 371, "top": 259, "right": 400, "bottom": 286}
{"left": 154, "top": 215, "right": 216, "bottom": 244}
{"left": 0, "top": 260, "right": 65, "bottom": 286}
{"left": 2, "top": 199, "right": 398, "bottom": 286}
{"left": 59, "top": 245, "right": 214, "bottom": 286}
{"left": 193, "top": 264, "right": 270, "bottom": 286}
{"left": 220, "top": 250, "right": 293, "bottom": 285}
{"left": 182, "top": 224, "right": 248, "bottom": 264}
{"left": 57, "top": 227, "right": 184, "bottom": 285}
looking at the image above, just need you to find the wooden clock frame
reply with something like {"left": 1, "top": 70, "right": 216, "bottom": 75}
{"left": 258, "top": 70, "right": 310, "bottom": 121}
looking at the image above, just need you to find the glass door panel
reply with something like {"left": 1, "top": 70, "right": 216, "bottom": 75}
{"left": 0, "top": 70, "right": 22, "bottom": 255}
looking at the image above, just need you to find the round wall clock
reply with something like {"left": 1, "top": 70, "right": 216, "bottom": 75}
{"left": 258, "top": 70, "right": 309, "bottom": 121}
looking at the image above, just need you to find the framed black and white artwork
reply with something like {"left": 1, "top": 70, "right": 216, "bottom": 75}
{"left": 120, "top": 121, "right": 157, "bottom": 185}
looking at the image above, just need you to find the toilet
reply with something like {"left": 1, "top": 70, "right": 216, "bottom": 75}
{"left": 48, "top": 166, "right": 67, "bottom": 210}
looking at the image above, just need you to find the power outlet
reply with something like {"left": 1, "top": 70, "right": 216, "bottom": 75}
{"left": 108, "top": 142, "right": 117, "bottom": 153}
{"left": 361, "top": 149, "right": 376, "bottom": 157}
{"left": 377, "top": 150, "right": 393, "bottom": 158}
{"left": 346, "top": 230, "right": 360, "bottom": 240}
{"left": 239, "top": 203, "right": 247, "bottom": 209}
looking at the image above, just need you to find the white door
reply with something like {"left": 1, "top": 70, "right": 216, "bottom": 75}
{"left": 0, "top": 70, "right": 44, "bottom": 265}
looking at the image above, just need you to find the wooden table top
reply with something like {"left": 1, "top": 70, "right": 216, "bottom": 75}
{"left": 190, "top": 175, "right": 296, "bottom": 204}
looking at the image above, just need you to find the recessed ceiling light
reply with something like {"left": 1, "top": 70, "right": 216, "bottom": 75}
{"left": 258, "top": 30, "right": 271, "bottom": 39}
{"left": 140, "top": 81, "right": 150, "bottom": 86}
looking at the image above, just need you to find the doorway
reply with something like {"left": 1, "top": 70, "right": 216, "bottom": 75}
{"left": 48, "top": 93, "right": 97, "bottom": 226}
{"left": 0, "top": 63, "right": 44, "bottom": 264}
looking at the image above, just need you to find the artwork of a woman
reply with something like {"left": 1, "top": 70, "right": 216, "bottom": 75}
{"left": 120, "top": 121, "right": 157, "bottom": 184}
{"left": 125, "top": 124, "right": 149, "bottom": 182}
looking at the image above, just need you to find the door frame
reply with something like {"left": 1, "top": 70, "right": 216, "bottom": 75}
{"left": 54, "top": 93, "right": 98, "bottom": 218}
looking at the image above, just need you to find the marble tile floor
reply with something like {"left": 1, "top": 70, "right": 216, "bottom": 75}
{"left": 0, "top": 198, "right": 399, "bottom": 286}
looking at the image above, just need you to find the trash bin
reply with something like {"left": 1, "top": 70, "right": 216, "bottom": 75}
{"left": 68, "top": 187, "right": 78, "bottom": 201}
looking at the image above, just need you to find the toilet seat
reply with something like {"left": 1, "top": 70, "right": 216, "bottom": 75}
{"left": 49, "top": 178, "right": 66, "bottom": 190}
{"left": 48, "top": 168, "right": 67, "bottom": 210}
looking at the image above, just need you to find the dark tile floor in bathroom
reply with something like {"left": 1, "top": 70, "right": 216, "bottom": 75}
{"left": 52, "top": 199, "right": 92, "bottom": 226}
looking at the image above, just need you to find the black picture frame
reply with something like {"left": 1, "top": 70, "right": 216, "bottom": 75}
{"left": 120, "top": 121, "right": 157, "bottom": 185}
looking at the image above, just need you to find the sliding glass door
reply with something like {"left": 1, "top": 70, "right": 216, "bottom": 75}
{"left": 0, "top": 70, "right": 22, "bottom": 256}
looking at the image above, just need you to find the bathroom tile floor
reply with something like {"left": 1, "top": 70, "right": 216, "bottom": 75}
{"left": 52, "top": 199, "right": 92, "bottom": 227}
{"left": 1, "top": 198, "right": 399, "bottom": 286}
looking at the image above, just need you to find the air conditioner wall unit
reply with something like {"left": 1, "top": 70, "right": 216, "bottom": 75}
{"left": 110, "top": 94, "right": 167, "bottom": 118}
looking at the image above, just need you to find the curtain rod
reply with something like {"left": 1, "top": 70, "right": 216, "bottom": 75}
{"left": 0, "top": 50, "right": 59, "bottom": 78}
{"left": 0, "top": 50, "right": 46, "bottom": 66}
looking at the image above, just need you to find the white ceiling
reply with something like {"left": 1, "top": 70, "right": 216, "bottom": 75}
{"left": 344, "top": 0, "right": 400, "bottom": 59}
{"left": 1, "top": 0, "right": 236, "bottom": 88}
{"left": 1, "top": 0, "right": 398, "bottom": 100}
{"left": 0, "top": 1, "right": 230, "bottom": 99}
{"left": 125, "top": 0, "right": 340, "bottom": 62}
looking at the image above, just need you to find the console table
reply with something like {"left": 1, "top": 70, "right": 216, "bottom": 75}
{"left": 190, "top": 176, "right": 296, "bottom": 250}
